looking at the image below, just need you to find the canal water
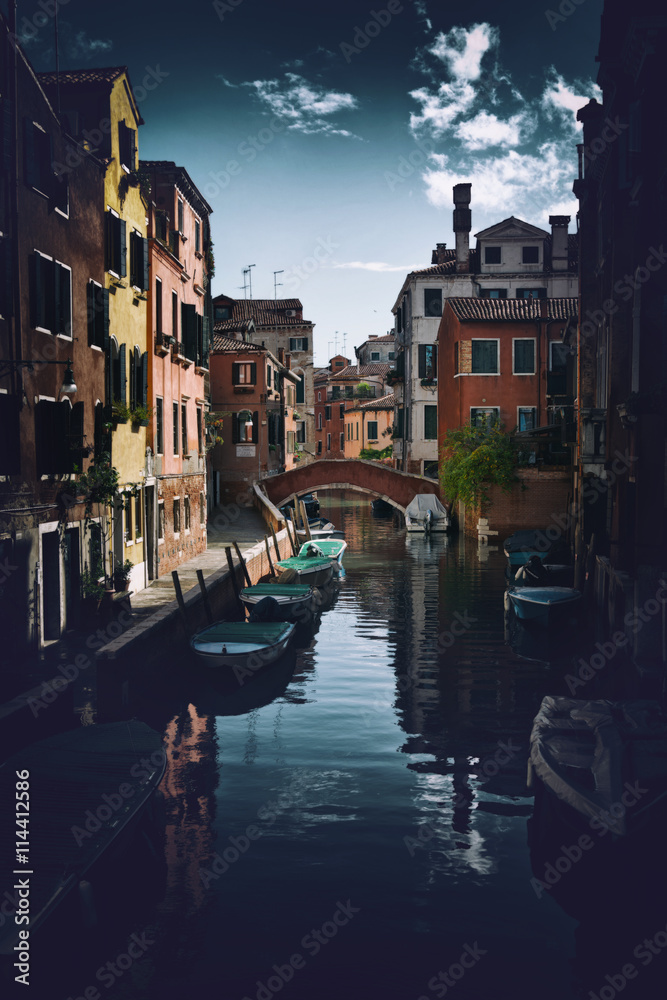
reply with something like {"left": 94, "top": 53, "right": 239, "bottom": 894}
{"left": 28, "top": 491, "right": 667, "bottom": 1000}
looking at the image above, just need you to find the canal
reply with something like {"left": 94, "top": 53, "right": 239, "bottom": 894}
{"left": 30, "top": 491, "right": 667, "bottom": 1000}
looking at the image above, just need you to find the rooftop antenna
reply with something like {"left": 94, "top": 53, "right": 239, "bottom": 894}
{"left": 239, "top": 267, "right": 250, "bottom": 298}
{"left": 247, "top": 263, "right": 256, "bottom": 300}
{"left": 342, "top": 332, "right": 347, "bottom": 358}
{"left": 273, "top": 270, "right": 284, "bottom": 301}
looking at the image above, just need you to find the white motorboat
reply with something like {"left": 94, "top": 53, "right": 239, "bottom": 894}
{"left": 405, "top": 493, "right": 450, "bottom": 533}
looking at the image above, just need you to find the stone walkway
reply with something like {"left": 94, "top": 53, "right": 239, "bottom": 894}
{"left": 127, "top": 503, "right": 271, "bottom": 620}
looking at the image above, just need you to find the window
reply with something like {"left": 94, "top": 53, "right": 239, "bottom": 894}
{"left": 195, "top": 219, "right": 201, "bottom": 252}
{"left": 155, "top": 278, "right": 163, "bottom": 334}
{"left": 518, "top": 407, "right": 537, "bottom": 432}
{"left": 327, "top": 433, "right": 331, "bottom": 450}
{"left": 172, "top": 291, "right": 178, "bottom": 339}
{"left": 31, "top": 251, "right": 72, "bottom": 336}
{"left": 130, "top": 231, "right": 149, "bottom": 290}
{"left": 325, "top": 405, "right": 331, "bottom": 421}
{"left": 181, "top": 403, "right": 188, "bottom": 455}
{"left": 355, "top": 423, "right": 359, "bottom": 440}
{"left": 197, "top": 408, "right": 203, "bottom": 453}
{"left": 214, "top": 304, "right": 231, "bottom": 321}
{"left": 173, "top": 402, "right": 179, "bottom": 455}
{"left": 34, "top": 399, "right": 83, "bottom": 474}
{"left": 87, "top": 280, "right": 109, "bottom": 349}
{"left": 367, "top": 421, "right": 378, "bottom": 441}
{"left": 233, "top": 362, "right": 256, "bottom": 385}
{"left": 289, "top": 337, "right": 308, "bottom": 351}
{"left": 423, "top": 461, "right": 438, "bottom": 480}
{"left": 471, "top": 340, "right": 499, "bottom": 374}
{"left": 339, "top": 404, "right": 345, "bottom": 419}
{"left": 155, "top": 210, "right": 168, "bottom": 243}
{"left": 522, "top": 246, "right": 539, "bottom": 264}
{"left": 177, "top": 199, "right": 184, "bottom": 233}
{"left": 296, "top": 421, "right": 306, "bottom": 444}
{"left": 516, "top": 288, "right": 546, "bottom": 299}
{"left": 156, "top": 398, "right": 164, "bottom": 454}
{"left": 267, "top": 364, "right": 272, "bottom": 389}
{"left": 105, "top": 211, "right": 127, "bottom": 276}
{"left": 485, "top": 246, "right": 501, "bottom": 264}
{"left": 513, "top": 339, "right": 536, "bottom": 375}
{"left": 286, "top": 431, "right": 295, "bottom": 454}
{"left": 296, "top": 374, "right": 305, "bottom": 405}
{"left": 118, "top": 120, "right": 136, "bottom": 171}
{"left": 173, "top": 499, "right": 180, "bottom": 534}
{"left": 418, "top": 344, "right": 438, "bottom": 379}
{"left": 23, "top": 119, "right": 52, "bottom": 196}
{"left": 124, "top": 494, "right": 133, "bottom": 542}
{"left": 334, "top": 360, "right": 344, "bottom": 368}
{"left": 550, "top": 342, "right": 569, "bottom": 370}
{"left": 110, "top": 339, "right": 126, "bottom": 404}
{"left": 424, "top": 288, "right": 443, "bottom": 317}
{"left": 235, "top": 410, "right": 255, "bottom": 443}
{"left": 135, "top": 490, "right": 142, "bottom": 540}
{"left": 470, "top": 407, "right": 499, "bottom": 427}
{"left": 317, "top": 391, "right": 321, "bottom": 403}
{"left": 424, "top": 405, "right": 437, "bottom": 440}
{"left": 371, "top": 351, "right": 380, "bottom": 361}
{"left": 184, "top": 496, "right": 191, "bottom": 531}
{"left": 480, "top": 288, "right": 507, "bottom": 299}
{"left": 317, "top": 440, "right": 322, "bottom": 454}
{"left": 317, "top": 413, "right": 323, "bottom": 430}
{"left": 388, "top": 352, "right": 395, "bottom": 361}
{"left": 200, "top": 493, "right": 206, "bottom": 524}
{"left": 158, "top": 502, "right": 165, "bottom": 541}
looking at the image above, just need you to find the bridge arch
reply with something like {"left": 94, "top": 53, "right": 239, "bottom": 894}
{"left": 262, "top": 459, "right": 443, "bottom": 514}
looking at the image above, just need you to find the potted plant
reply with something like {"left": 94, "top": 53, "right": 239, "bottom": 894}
{"left": 112, "top": 399, "right": 131, "bottom": 424}
{"left": 131, "top": 403, "right": 153, "bottom": 427}
{"left": 113, "top": 559, "right": 134, "bottom": 593}
{"left": 81, "top": 570, "right": 105, "bottom": 612}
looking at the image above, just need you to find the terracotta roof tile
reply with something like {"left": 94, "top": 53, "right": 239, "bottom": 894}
{"left": 38, "top": 67, "right": 127, "bottom": 86}
{"left": 211, "top": 334, "right": 263, "bottom": 352}
{"left": 334, "top": 363, "right": 391, "bottom": 379}
{"left": 360, "top": 393, "right": 395, "bottom": 410}
{"left": 446, "top": 297, "right": 578, "bottom": 322}
{"left": 213, "top": 296, "right": 313, "bottom": 330}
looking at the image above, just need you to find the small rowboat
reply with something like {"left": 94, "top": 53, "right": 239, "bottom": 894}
{"left": 507, "top": 585, "right": 581, "bottom": 627}
{"left": 503, "top": 529, "right": 553, "bottom": 566}
{"left": 405, "top": 494, "right": 450, "bottom": 533}
{"left": 298, "top": 538, "right": 346, "bottom": 565}
{"left": 239, "top": 583, "right": 314, "bottom": 620}
{"left": 190, "top": 621, "right": 296, "bottom": 668}
{"left": 276, "top": 545, "right": 335, "bottom": 587}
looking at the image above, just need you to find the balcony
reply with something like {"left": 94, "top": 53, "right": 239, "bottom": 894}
{"left": 326, "top": 385, "right": 377, "bottom": 401}
{"left": 155, "top": 333, "right": 172, "bottom": 356}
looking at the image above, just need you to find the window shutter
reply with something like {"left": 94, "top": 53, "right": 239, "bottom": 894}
{"left": 94, "top": 401, "right": 104, "bottom": 458}
{"left": 141, "top": 352, "right": 148, "bottom": 407}
{"left": 23, "top": 119, "right": 38, "bottom": 188}
{"left": 129, "top": 128, "right": 136, "bottom": 171}
{"left": 232, "top": 412, "right": 239, "bottom": 444}
{"left": 69, "top": 401, "right": 84, "bottom": 471}
{"left": 55, "top": 263, "right": 70, "bottom": 336}
{"left": 424, "top": 405, "right": 437, "bottom": 440}
{"left": 418, "top": 344, "right": 426, "bottom": 378}
{"left": 102, "top": 287, "right": 110, "bottom": 349}
{"left": 118, "top": 218, "right": 127, "bottom": 277}
{"left": 1, "top": 98, "right": 12, "bottom": 175}
{"left": 252, "top": 411, "right": 258, "bottom": 443}
{"left": 249, "top": 362, "right": 257, "bottom": 385}
{"left": 105, "top": 211, "right": 112, "bottom": 271}
{"left": 0, "top": 393, "right": 20, "bottom": 474}
{"left": 232, "top": 363, "right": 240, "bottom": 385}
{"left": 56, "top": 401, "right": 70, "bottom": 472}
{"left": 87, "top": 281, "right": 95, "bottom": 345}
{"left": 128, "top": 348, "right": 135, "bottom": 408}
{"left": 119, "top": 343, "right": 127, "bottom": 404}
{"left": 52, "top": 173, "right": 68, "bottom": 214}
{"left": 202, "top": 315, "right": 210, "bottom": 365}
{"left": 182, "top": 303, "right": 197, "bottom": 360}
{"left": 141, "top": 236, "right": 149, "bottom": 291}
{"left": 0, "top": 237, "right": 13, "bottom": 317}
{"left": 196, "top": 312, "right": 203, "bottom": 366}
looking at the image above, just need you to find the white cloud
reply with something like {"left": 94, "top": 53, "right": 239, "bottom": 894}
{"left": 455, "top": 111, "right": 533, "bottom": 151}
{"left": 429, "top": 23, "right": 498, "bottom": 82}
{"left": 541, "top": 71, "right": 601, "bottom": 128}
{"left": 244, "top": 73, "right": 361, "bottom": 138}
{"left": 217, "top": 76, "right": 239, "bottom": 89}
{"left": 333, "top": 261, "right": 423, "bottom": 273}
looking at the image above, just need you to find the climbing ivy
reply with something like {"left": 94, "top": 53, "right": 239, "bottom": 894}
{"left": 439, "top": 421, "right": 522, "bottom": 509}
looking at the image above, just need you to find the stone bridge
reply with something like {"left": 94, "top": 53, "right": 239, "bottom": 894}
{"left": 262, "top": 459, "right": 443, "bottom": 513}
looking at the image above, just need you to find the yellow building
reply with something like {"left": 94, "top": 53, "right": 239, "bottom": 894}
{"left": 344, "top": 393, "right": 395, "bottom": 460}
{"left": 39, "top": 68, "right": 151, "bottom": 591}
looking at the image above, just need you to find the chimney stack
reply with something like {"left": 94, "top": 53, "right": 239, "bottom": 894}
{"left": 549, "top": 215, "right": 570, "bottom": 272}
{"left": 453, "top": 184, "right": 472, "bottom": 273}
{"left": 431, "top": 243, "right": 448, "bottom": 265}
{"left": 278, "top": 347, "right": 285, "bottom": 364}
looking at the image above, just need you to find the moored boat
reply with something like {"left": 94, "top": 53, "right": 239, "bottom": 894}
{"left": 276, "top": 544, "right": 335, "bottom": 586}
{"left": 507, "top": 585, "right": 582, "bottom": 627}
{"left": 0, "top": 721, "right": 165, "bottom": 955}
{"left": 190, "top": 620, "right": 296, "bottom": 669}
{"left": 503, "top": 528, "right": 555, "bottom": 566}
{"left": 239, "top": 583, "right": 314, "bottom": 620}
{"left": 529, "top": 696, "right": 667, "bottom": 837}
{"left": 405, "top": 493, "right": 450, "bottom": 533}
{"left": 298, "top": 537, "right": 346, "bottom": 565}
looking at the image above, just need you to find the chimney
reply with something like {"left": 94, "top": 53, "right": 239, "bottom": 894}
{"left": 549, "top": 215, "right": 571, "bottom": 272}
{"left": 284, "top": 352, "right": 291, "bottom": 369}
{"left": 453, "top": 184, "right": 472, "bottom": 273}
{"left": 369, "top": 335, "right": 377, "bottom": 340}
{"left": 431, "top": 243, "right": 448, "bottom": 265}
{"left": 278, "top": 347, "right": 285, "bottom": 364}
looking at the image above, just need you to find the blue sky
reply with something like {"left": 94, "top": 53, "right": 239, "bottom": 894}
{"left": 12, "top": 0, "right": 604, "bottom": 363}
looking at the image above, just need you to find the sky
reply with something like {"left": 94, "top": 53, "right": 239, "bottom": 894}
{"left": 9, "top": 0, "right": 605, "bottom": 364}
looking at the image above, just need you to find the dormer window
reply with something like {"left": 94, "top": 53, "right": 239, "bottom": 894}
{"left": 214, "top": 305, "right": 231, "bottom": 321}
{"left": 485, "top": 246, "right": 501, "bottom": 264}
{"left": 522, "top": 246, "right": 539, "bottom": 264}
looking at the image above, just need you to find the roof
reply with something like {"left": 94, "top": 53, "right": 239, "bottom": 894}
{"left": 360, "top": 392, "right": 395, "bottom": 411}
{"left": 212, "top": 296, "right": 313, "bottom": 331}
{"left": 38, "top": 66, "right": 127, "bottom": 86}
{"left": 359, "top": 334, "right": 395, "bottom": 345}
{"left": 211, "top": 334, "right": 263, "bottom": 352}
{"left": 446, "top": 298, "right": 578, "bottom": 322}
{"left": 334, "top": 363, "right": 391, "bottom": 379}
{"left": 140, "top": 160, "right": 213, "bottom": 217}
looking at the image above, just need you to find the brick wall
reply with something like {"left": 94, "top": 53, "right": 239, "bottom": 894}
{"left": 157, "top": 472, "right": 206, "bottom": 577}
{"left": 463, "top": 467, "right": 572, "bottom": 538}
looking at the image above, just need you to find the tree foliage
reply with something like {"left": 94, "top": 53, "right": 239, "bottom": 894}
{"left": 439, "top": 421, "right": 521, "bottom": 509}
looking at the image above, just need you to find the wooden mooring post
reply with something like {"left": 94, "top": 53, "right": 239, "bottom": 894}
{"left": 264, "top": 535, "right": 276, "bottom": 576}
{"left": 270, "top": 523, "right": 282, "bottom": 563}
{"left": 233, "top": 541, "right": 252, "bottom": 587}
{"left": 196, "top": 570, "right": 213, "bottom": 624}
{"left": 171, "top": 571, "right": 189, "bottom": 632}
{"left": 225, "top": 546, "right": 245, "bottom": 615}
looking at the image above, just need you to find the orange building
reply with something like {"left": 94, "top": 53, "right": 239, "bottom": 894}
{"left": 343, "top": 394, "right": 395, "bottom": 459}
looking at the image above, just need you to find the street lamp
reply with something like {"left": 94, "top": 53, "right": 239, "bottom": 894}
{"left": 0, "top": 357, "right": 77, "bottom": 394}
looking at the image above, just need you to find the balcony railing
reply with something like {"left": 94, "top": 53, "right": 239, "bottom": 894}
{"left": 326, "top": 386, "right": 378, "bottom": 401}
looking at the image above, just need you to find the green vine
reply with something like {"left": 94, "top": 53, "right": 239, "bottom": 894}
{"left": 439, "top": 421, "right": 522, "bottom": 510}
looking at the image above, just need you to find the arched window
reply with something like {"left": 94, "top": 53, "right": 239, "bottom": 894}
{"left": 234, "top": 409, "right": 256, "bottom": 444}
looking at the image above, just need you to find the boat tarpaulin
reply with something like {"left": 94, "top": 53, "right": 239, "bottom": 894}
{"left": 405, "top": 494, "right": 449, "bottom": 522}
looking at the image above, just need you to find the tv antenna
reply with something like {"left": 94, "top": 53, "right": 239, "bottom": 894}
{"left": 273, "top": 270, "right": 284, "bottom": 301}
{"left": 240, "top": 264, "right": 256, "bottom": 299}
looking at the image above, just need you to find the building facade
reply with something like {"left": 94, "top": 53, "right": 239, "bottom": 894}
{"left": 390, "top": 183, "right": 578, "bottom": 477}
{"left": 212, "top": 295, "right": 315, "bottom": 461}
{"left": 314, "top": 360, "right": 390, "bottom": 458}
{"left": 39, "top": 66, "right": 151, "bottom": 594}
{"left": 355, "top": 334, "right": 396, "bottom": 366}
{"left": 1, "top": 18, "right": 107, "bottom": 658}
{"left": 344, "top": 394, "right": 395, "bottom": 460}
{"left": 141, "top": 160, "right": 212, "bottom": 580}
